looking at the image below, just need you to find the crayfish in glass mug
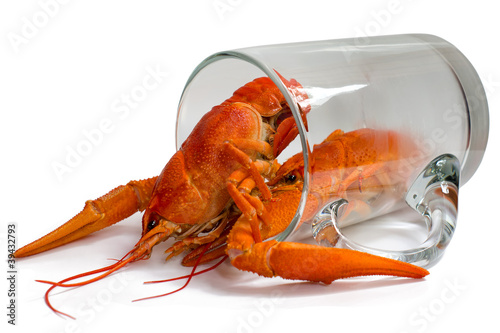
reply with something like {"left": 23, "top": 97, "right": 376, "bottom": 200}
{"left": 15, "top": 34, "right": 488, "bottom": 318}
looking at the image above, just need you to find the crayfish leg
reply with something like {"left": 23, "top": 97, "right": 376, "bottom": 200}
{"left": 15, "top": 177, "right": 158, "bottom": 257}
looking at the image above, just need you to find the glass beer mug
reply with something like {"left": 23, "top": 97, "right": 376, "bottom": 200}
{"left": 175, "top": 34, "right": 489, "bottom": 268}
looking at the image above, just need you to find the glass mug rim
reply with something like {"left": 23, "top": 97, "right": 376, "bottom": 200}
{"left": 177, "top": 50, "right": 311, "bottom": 241}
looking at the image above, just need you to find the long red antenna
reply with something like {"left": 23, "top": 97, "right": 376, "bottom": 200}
{"left": 36, "top": 255, "right": 137, "bottom": 288}
{"left": 38, "top": 242, "right": 227, "bottom": 317}
{"left": 40, "top": 257, "right": 134, "bottom": 319}
{"left": 145, "top": 256, "right": 227, "bottom": 284}
{"left": 132, "top": 245, "right": 224, "bottom": 302}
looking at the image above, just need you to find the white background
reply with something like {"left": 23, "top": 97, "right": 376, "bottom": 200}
{"left": 1, "top": 1, "right": 498, "bottom": 332}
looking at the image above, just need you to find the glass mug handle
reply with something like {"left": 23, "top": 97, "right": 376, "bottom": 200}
{"left": 312, "top": 154, "right": 460, "bottom": 268}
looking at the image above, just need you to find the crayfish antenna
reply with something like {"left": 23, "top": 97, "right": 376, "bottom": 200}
{"left": 36, "top": 255, "right": 138, "bottom": 288}
{"left": 37, "top": 220, "right": 175, "bottom": 290}
{"left": 37, "top": 227, "right": 172, "bottom": 318}
{"left": 38, "top": 254, "right": 138, "bottom": 319}
{"left": 132, "top": 244, "right": 226, "bottom": 302}
{"left": 144, "top": 256, "right": 227, "bottom": 284}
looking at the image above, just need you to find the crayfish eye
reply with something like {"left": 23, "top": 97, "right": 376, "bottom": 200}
{"left": 146, "top": 219, "right": 158, "bottom": 232}
{"left": 285, "top": 174, "right": 297, "bottom": 184}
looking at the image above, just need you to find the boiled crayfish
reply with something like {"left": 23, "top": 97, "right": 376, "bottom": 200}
{"left": 15, "top": 76, "right": 428, "bottom": 318}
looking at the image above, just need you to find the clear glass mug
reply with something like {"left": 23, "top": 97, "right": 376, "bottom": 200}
{"left": 175, "top": 34, "right": 489, "bottom": 268}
